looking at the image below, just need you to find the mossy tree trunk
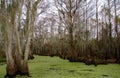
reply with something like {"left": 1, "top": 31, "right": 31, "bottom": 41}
{"left": 0, "top": 0, "right": 41, "bottom": 77}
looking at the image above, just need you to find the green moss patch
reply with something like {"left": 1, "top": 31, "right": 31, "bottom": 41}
{"left": 0, "top": 55, "right": 120, "bottom": 78}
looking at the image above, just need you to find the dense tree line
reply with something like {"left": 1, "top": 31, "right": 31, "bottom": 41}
{"left": 31, "top": 0, "right": 120, "bottom": 64}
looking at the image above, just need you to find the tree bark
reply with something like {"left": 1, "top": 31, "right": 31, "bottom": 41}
{"left": 68, "top": 0, "right": 77, "bottom": 61}
{"left": 5, "top": 22, "right": 16, "bottom": 76}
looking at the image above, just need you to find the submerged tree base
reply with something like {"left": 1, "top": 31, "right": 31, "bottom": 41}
{"left": 4, "top": 72, "right": 30, "bottom": 78}
{"left": 59, "top": 55, "right": 118, "bottom": 66}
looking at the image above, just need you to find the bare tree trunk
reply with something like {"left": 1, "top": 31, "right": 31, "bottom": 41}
{"left": 22, "top": 0, "right": 40, "bottom": 74}
{"left": 0, "top": 0, "right": 16, "bottom": 76}
{"left": 6, "top": 22, "right": 16, "bottom": 76}
{"left": 68, "top": 0, "right": 77, "bottom": 61}
{"left": 14, "top": 21, "right": 22, "bottom": 74}
{"left": 96, "top": 0, "right": 99, "bottom": 40}
{"left": 114, "top": 0, "right": 119, "bottom": 61}
{"left": 107, "top": 0, "right": 112, "bottom": 59}
{"left": 22, "top": 28, "right": 32, "bottom": 75}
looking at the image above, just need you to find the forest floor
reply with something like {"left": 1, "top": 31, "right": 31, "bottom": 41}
{"left": 0, "top": 55, "right": 120, "bottom": 78}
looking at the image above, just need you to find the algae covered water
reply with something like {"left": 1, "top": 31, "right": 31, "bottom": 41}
{"left": 0, "top": 55, "right": 120, "bottom": 78}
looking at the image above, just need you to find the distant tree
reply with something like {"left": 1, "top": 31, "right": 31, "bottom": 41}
{"left": 54, "top": 0, "right": 82, "bottom": 60}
